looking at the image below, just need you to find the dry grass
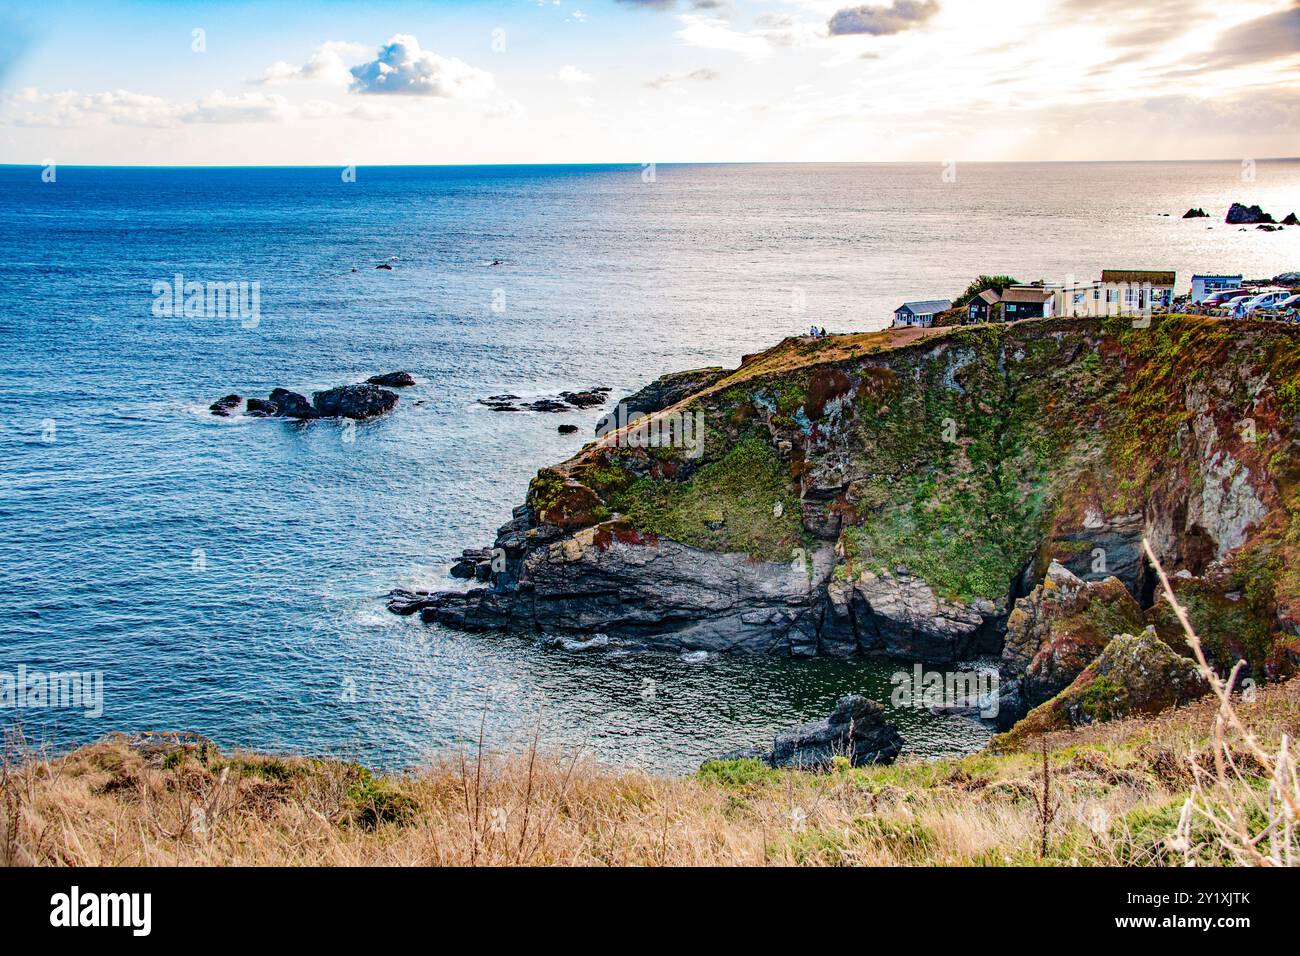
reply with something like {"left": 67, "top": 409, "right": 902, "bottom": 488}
{"left": 2, "top": 672, "right": 1297, "bottom": 867}
{"left": 1140, "top": 539, "right": 1299, "bottom": 866}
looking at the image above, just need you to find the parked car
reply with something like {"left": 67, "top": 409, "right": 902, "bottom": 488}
{"left": 1203, "top": 288, "right": 1248, "bottom": 307}
{"left": 1239, "top": 290, "right": 1292, "bottom": 315}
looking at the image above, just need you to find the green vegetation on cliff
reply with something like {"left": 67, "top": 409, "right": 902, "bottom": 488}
{"left": 608, "top": 430, "right": 806, "bottom": 560}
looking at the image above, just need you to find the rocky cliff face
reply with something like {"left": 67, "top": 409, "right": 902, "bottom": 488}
{"left": 392, "top": 316, "right": 1300, "bottom": 684}
{"left": 990, "top": 627, "right": 1210, "bottom": 750}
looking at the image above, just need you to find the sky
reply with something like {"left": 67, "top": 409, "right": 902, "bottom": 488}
{"left": 0, "top": 0, "right": 1296, "bottom": 164}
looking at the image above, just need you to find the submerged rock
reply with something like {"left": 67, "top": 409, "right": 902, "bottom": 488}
{"left": 209, "top": 394, "right": 242, "bottom": 416}
{"left": 312, "top": 384, "right": 399, "bottom": 420}
{"left": 709, "top": 695, "right": 902, "bottom": 771}
{"left": 543, "top": 633, "right": 612, "bottom": 652}
{"left": 481, "top": 387, "right": 611, "bottom": 414}
{"left": 386, "top": 588, "right": 433, "bottom": 615}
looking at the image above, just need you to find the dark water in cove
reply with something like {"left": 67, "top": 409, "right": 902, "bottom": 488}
{"left": 2, "top": 162, "right": 1298, "bottom": 772}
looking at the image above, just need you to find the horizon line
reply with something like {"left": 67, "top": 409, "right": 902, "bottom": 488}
{"left": 2, "top": 157, "right": 1299, "bottom": 170}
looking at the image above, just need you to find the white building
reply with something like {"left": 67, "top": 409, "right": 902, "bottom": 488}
{"left": 1191, "top": 274, "right": 1243, "bottom": 304}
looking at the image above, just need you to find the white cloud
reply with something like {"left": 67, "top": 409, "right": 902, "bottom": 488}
{"left": 253, "top": 41, "right": 370, "bottom": 86}
{"left": 9, "top": 87, "right": 301, "bottom": 127}
{"left": 675, "top": 15, "right": 773, "bottom": 59}
{"left": 485, "top": 98, "right": 525, "bottom": 119}
{"left": 349, "top": 34, "right": 494, "bottom": 97}
{"left": 556, "top": 64, "right": 594, "bottom": 84}
{"left": 647, "top": 67, "right": 720, "bottom": 88}
{"left": 184, "top": 90, "right": 296, "bottom": 124}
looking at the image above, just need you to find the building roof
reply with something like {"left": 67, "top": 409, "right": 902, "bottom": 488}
{"left": 1101, "top": 270, "right": 1176, "bottom": 286}
{"left": 1001, "top": 286, "right": 1054, "bottom": 303}
{"left": 974, "top": 289, "right": 1001, "bottom": 305}
{"left": 1191, "top": 274, "right": 1243, "bottom": 280}
{"left": 896, "top": 299, "right": 952, "bottom": 314}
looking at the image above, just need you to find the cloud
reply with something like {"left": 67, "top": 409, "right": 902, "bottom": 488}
{"left": 827, "top": 0, "right": 940, "bottom": 37}
{"left": 556, "top": 64, "right": 593, "bottom": 84}
{"left": 8, "top": 87, "right": 308, "bottom": 127}
{"left": 485, "top": 99, "right": 525, "bottom": 119}
{"left": 183, "top": 91, "right": 297, "bottom": 124}
{"left": 253, "top": 41, "right": 369, "bottom": 86}
{"left": 349, "top": 34, "right": 493, "bottom": 97}
{"left": 1177, "top": 4, "right": 1300, "bottom": 72}
{"left": 675, "top": 15, "right": 772, "bottom": 59}
{"left": 647, "top": 67, "right": 720, "bottom": 88}
{"left": 6, "top": 88, "right": 180, "bottom": 127}
{"left": 751, "top": 13, "right": 825, "bottom": 47}
{"left": 1058, "top": 0, "right": 1204, "bottom": 48}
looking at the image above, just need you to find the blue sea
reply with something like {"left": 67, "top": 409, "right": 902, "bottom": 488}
{"left": 2, "top": 161, "right": 1298, "bottom": 773}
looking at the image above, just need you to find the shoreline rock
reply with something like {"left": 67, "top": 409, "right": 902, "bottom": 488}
{"left": 709, "top": 695, "right": 902, "bottom": 770}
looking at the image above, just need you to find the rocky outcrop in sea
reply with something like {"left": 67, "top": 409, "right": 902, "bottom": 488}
{"left": 710, "top": 695, "right": 903, "bottom": 770}
{"left": 209, "top": 377, "right": 405, "bottom": 420}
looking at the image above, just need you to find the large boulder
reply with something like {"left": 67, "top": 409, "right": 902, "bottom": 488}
{"left": 268, "top": 388, "right": 318, "bottom": 419}
{"left": 991, "top": 627, "right": 1208, "bottom": 750}
{"left": 710, "top": 695, "right": 902, "bottom": 771}
{"left": 1225, "top": 202, "right": 1275, "bottom": 225}
{"left": 1182, "top": 207, "right": 1209, "bottom": 219}
{"left": 312, "top": 384, "right": 399, "bottom": 420}
{"left": 997, "top": 561, "right": 1145, "bottom": 727}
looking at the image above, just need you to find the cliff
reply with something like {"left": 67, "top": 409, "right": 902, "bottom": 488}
{"left": 392, "top": 315, "right": 1300, "bottom": 697}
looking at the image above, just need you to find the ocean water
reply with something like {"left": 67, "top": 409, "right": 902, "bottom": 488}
{"left": 1, "top": 161, "right": 1297, "bottom": 773}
